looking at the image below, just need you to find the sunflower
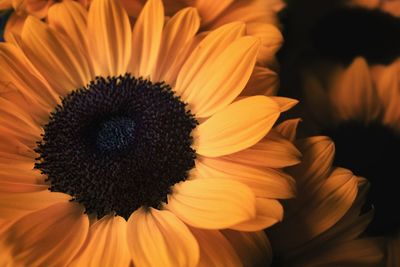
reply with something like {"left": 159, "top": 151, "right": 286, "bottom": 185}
{"left": 301, "top": 57, "right": 400, "bottom": 238}
{"left": 0, "top": 0, "right": 301, "bottom": 266}
{"left": 1, "top": 0, "right": 283, "bottom": 96}
{"left": 266, "top": 119, "right": 387, "bottom": 266}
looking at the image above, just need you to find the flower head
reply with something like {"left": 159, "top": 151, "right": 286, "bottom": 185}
{"left": 0, "top": 0, "right": 299, "bottom": 266}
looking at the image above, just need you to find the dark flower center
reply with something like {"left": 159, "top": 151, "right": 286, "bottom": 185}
{"left": 35, "top": 74, "right": 198, "bottom": 219}
{"left": 323, "top": 121, "right": 400, "bottom": 236}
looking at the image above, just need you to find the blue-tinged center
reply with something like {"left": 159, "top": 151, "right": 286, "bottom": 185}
{"left": 96, "top": 117, "right": 136, "bottom": 153}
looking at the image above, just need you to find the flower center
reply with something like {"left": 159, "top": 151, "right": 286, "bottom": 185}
{"left": 35, "top": 74, "right": 198, "bottom": 219}
{"left": 323, "top": 121, "right": 400, "bottom": 236}
{"left": 95, "top": 116, "right": 136, "bottom": 154}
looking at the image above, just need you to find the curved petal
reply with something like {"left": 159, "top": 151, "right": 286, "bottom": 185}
{"left": 153, "top": 7, "right": 200, "bottom": 82}
{"left": 88, "top": 0, "right": 131, "bottom": 76}
{"left": 241, "top": 66, "right": 279, "bottom": 96}
{"left": 175, "top": 22, "right": 246, "bottom": 96}
{"left": 291, "top": 136, "right": 335, "bottom": 191}
{"left": 0, "top": 190, "right": 69, "bottom": 219}
{"left": 230, "top": 198, "right": 283, "bottom": 231}
{"left": 221, "top": 130, "right": 301, "bottom": 168}
{"left": 21, "top": 16, "right": 92, "bottom": 94}
{"left": 330, "top": 57, "right": 380, "bottom": 123}
{"left": 222, "top": 230, "right": 272, "bottom": 267}
{"left": 195, "top": 156, "right": 296, "bottom": 199}
{"left": 0, "top": 202, "right": 89, "bottom": 267}
{"left": 179, "top": 36, "right": 260, "bottom": 118}
{"left": 190, "top": 227, "right": 242, "bottom": 267}
{"left": 70, "top": 215, "right": 131, "bottom": 267}
{"left": 129, "top": 0, "right": 163, "bottom": 78}
{"left": 274, "top": 118, "right": 301, "bottom": 142}
{"left": 167, "top": 179, "right": 256, "bottom": 229}
{"left": 194, "top": 0, "right": 233, "bottom": 25}
{"left": 47, "top": 1, "right": 92, "bottom": 70}
{"left": 270, "top": 97, "right": 299, "bottom": 112}
{"left": 0, "top": 43, "right": 57, "bottom": 112}
{"left": 194, "top": 96, "right": 280, "bottom": 157}
{"left": 127, "top": 207, "right": 199, "bottom": 267}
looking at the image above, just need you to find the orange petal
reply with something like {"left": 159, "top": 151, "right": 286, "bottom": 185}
{"left": 47, "top": 1, "right": 93, "bottom": 72}
{"left": 221, "top": 130, "right": 301, "bottom": 168}
{"left": 70, "top": 215, "right": 131, "bottom": 267}
{"left": 178, "top": 36, "right": 260, "bottom": 118}
{"left": 231, "top": 198, "right": 283, "bottom": 231}
{"left": 0, "top": 202, "right": 89, "bottom": 267}
{"left": 194, "top": 0, "right": 233, "bottom": 25}
{"left": 194, "top": 96, "right": 280, "bottom": 157}
{"left": 3, "top": 12, "right": 25, "bottom": 42}
{"left": 330, "top": 57, "right": 380, "bottom": 123}
{"left": 0, "top": 0, "right": 12, "bottom": 9}
{"left": 153, "top": 7, "right": 200, "bottom": 82}
{"left": 274, "top": 118, "right": 301, "bottom": 142}
{"left": 127, "top": 207, "right": 199, "bottom": 267}
{"left": 167, "top": 179, "right": 256, "bottom": 229}
{"left": 21, "top": 16, "right": 92, "bottom": 94}
{"left": 88, "top": 0, "right": 131, "bottom": 77}
{"left": 241, "top": 66, "right": 279, "bottom": 96}
{"left": 195, "top": 156, "right": 296, "bottom": 199}
{"left": 222, "top": 230, "right": 272, "bottom": 267}
{"left": 0, "top": 181, "right": 47, "bottom": 193}
{"left": 291, "top": 136, "right": 335, "bottom": 191}
{"left": 175, "top": 22, "right": 246, "bottom": 96}
{"left": 270, "top": 96, "right": 299, "bottom": 112}
{"left": 0, "top": 43, "right": 57, "bottom": 111}
{"left": 0, "top": 190, "right": 69, "bottom": 219}
{"left": 130, "top": 0, "right": 163, "bottom": 78}
{"left": 189, "top": 227, "right": 242, "bottom": 267}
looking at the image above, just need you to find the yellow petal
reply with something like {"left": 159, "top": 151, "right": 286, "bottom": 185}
{"left": 231, "top": 198, "right": 283, "bottom": 231}
{"left": 88, "top": 0, "right": 131, "bottom": 76}
{"left": 194, "top": 96, "right": 280, "bottom": 157}
{"left": 179, "top": 36, "right": 260, "bottom": 118}
{"left": 70, "top": 215, "right": 131, "bottom": 267}
{"left": 167, "top": 179, "right": 256, "bottom": 229}
{"left": 270, "top": 96, "right": 299, "bottom": 112}
{"left": 189, "top": 228, "right": 242, "bottom": 267}
{"left": 0, "top": 202, "right": 89, "bottom": 267}
{"left": 0, "top": 190, "right": 69, "bottom": 219}
{"left": 274, "top": 118, "right": 301, "bottom": 142}
{"left": 246, "top": 23, "right": 283, "bottom": 65}
{"left": 241, "top": 66, "right": 279, "bottom": 96}
{"left": 127, "top": 207, "right": 199, "bottom": 267}
{"left": 222, "top": 230, "right": 272, "bottom": 267}
{"left": 130, "top": 0, "right": 164, "bottom": 78}
{"left": 195, "top": 156, "right": 296, "bottom": 199}
{"left": 153, "top": 7, "right": 200, "bottom": 82}
{"left": 221, "top": 130, "right": 301, "bottom": 168}
{"left": 175, "top": 22, "right": 246, "bottom": 96}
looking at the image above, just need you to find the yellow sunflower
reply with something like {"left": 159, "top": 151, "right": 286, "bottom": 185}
{"left": 302, "top": 57, "right": 400, "bottom": 237}
{"left": 1, "top": 0, "right": 283, "bottom": 95}
{"left": 266, "top": 119, "right": 387, "bottom": 266}
{"left": 0, "top": 0, "right": 300, "bottom": 266}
